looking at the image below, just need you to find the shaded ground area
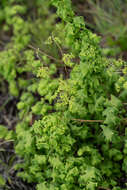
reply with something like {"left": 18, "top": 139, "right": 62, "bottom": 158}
{"left": 0, "top": 91, "right": 36, "bottom": 190}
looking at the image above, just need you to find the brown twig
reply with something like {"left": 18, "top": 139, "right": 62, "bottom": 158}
{"left": 123, "top": 118, "right": 127, "bottom": 122}
{"left": 51, "top": 35, "right": 68, "bottom": 74}
{"left": 98, "top": 186, "right": 111, "bottom": 190}
{"left": 0, "top": 140, "right": 14, "bottom": 146}
{"left": 28, "top": 44, "right": 61, "bottom": 63}
{"left": 72, "top": 118, "right": 127, "bottom": 123}
{"left": 52, "top": 35, "right": 63, "bottom": 56}
{"left": 3, "top": 115, "right": 12, "bottom": 127}
{"left": 0, "top": 96, "right": 13, "bottom": 112}
{"left": 72, "top": 119, "right": 103, "bottom": 123}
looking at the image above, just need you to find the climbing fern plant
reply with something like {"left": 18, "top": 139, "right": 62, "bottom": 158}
{"left": 1, "top": 0, "right": 127, "bottom": 189}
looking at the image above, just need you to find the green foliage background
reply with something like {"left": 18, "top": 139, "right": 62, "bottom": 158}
{"left": 0, "top": 0, "right": 127, "bottom": 189}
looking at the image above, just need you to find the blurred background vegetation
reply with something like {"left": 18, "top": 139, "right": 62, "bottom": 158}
{"left": 73, "top": 0, "right": 127, "bottom": 59}
{"left": 0, "top": 0, "right": 127, "bottom": 189}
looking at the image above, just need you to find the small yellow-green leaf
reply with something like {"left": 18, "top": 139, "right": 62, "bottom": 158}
{"left": 0, "top": 175, "right": 5, "bottom": 187}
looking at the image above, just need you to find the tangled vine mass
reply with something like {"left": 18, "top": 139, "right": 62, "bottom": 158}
{"left": 0, "top": 0, "right": 127, "bottom": 190}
